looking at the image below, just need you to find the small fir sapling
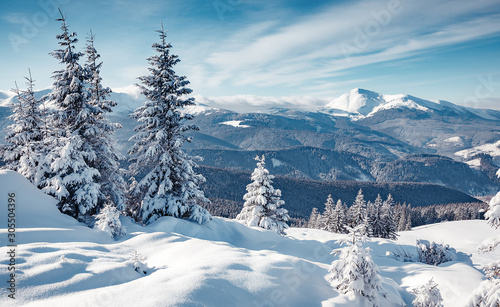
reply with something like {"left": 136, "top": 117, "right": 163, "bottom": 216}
{"left": 236, "top": 155, "right": 289, "bottom": 235}
{"left": 410, "top": 279, "right": 444, "bottom": 307}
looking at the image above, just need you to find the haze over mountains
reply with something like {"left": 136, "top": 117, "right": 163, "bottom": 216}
{"left": 1, "top": 88, "right": 499, "bottom": 198}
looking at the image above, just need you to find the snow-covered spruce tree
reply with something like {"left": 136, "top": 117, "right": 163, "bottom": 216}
{"left": 327, "top": 225, "right": 386, "bottom": 305}
{"left": 308, "top": 207, "right": 320, "bottom": 229}
{"left": 468, "top": 186, "right": 500, "bottom": 306}
{"left": 397, "top": 203, "right": 412, "bottom": 231}
{"left": 349, "top": 188, "right": 367, "bottom": 232}
{"left": 43, "top": 11, "right": 101, "bottom": 220}
{"left": 322, "top": 194, "right": 336, "bottom": 232}
{"left": 364, "top": 200, "right": 374, "bottom": 237}
{"left": 331, "top": 199, "right": 347, "bottom": 233}
{"left": 410, "top": 279, "right": 444, "bottom": 307}
{"left": 84, "top": 30, "right": 126, "bottom": 210}
{"left": 127, "top": 24, "right": 211, "bottom": 225}
{"left": 369, "top": 194, "right": 385, "bottom": 238}
{"left": 94, "top": 202, "right": 126, "bottom": 238}
{"left": 381, "top": 194, "right": 399, "bottom": 240}
{"left": 236, "top": 155, "right": 290, "bottom": 235}
{"left": 2, "top": 72, "right": 50, "bottom": 188}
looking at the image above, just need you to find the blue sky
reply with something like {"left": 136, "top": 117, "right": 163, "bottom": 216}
{"left": 1, "top": 0, "right": 500, "bottom": 109}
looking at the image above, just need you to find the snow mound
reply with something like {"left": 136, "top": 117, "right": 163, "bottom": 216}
{"left": 0, "top": 170, "right": 110, "bottom": 244}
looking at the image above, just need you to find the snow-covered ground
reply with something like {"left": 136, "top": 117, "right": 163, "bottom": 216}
{"left": 455, "top": 140, "right": 500, "bottom": 159}
{"left": 0, "top": 170, "right": 498, "bottom": 306}
{"left": 219, "top": 120, "right": 251, "bottom": 128}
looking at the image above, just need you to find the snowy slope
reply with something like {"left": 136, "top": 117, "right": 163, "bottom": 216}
{"left": 0, "top": 170, "right": 499, "bottom": 306}
{"left": 0, "top": 90, "right": 12, "bottom": 104}
{"left": 455, "top": 140, "right": 500, "bottom": 159}
{"left": 219, "top": 120, "right": 251, "bottom": 128}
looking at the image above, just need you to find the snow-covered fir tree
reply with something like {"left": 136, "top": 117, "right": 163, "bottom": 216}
{"left": 127, "top": 24, "right": 211, "bottom": 225}
{"left": 381, "top": 194, "right": 398, "bottom": 240}
{"left": 131, "top": 251, "right": 148, "bottom": 275}
{"left": 322, "top": 194, "right": 336, "bottom": 232}
{"left": 369, "top": 194, "right": 385, "bottom": 238}
{"left": 486, "top": 191, "right": 500, "bottom": 230}
{"left": 308, "top": 207, "right": 321, "bottom": 229}
{"left": 327, "top": 225, "right": 386, "bottom": 305}
{"left": 468, "top": 178, "right": 500, "bottom": 306}
{"left": 410, "top": 279, "right": 443, "bottom": 307}
{"left": 43, "top": 11, "right": 102, "bottom": 221}
{"left": 331, "top": 199, "right": 347, "bottom": 233}
{"left": 236, "top": 155, "right": 290, "bottom": 235}
{"left": 84, "top": 30, "right": 126, "bottom": 210}
{"left": 2, "top": 72, "right": 50, "bottom": 189}
{"left": 94, "top": 202, "right": 126, "bottom": 238}
{"left": 397, "top": 203, "right": 412, "bottom": 231}
{"left": 349, "top": 189, "right": 367, "bottom": 232}
{"left": 364, "top": 200, "right": 374, "bottom": 237}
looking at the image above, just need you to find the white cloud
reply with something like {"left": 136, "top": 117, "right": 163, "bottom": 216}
{"left": 187, "top": 0, "right": 500, "bottom": 96}
{"left": 112, "top": 84, "right": 142, "bottom": 99}
{"left": 194, "top": 94, "right": 330, "bottom": 113}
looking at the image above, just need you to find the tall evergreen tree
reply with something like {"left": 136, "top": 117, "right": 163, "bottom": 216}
{"left": 308, "top": 207, "right": 320, "bottom": 229}
{"left": 331, "top": 199, "right": 347, "bottom": 233}
{"left": 2, "top": 72, "right": 49, "bottom": 189}
{"left": 364, "top": 200, "right": 374, "bottom": 237}
{"left": 44, "top": 11, "right": 101, "bottom": 220}
{"left": 236, "top": 155, "right": 289, "bottom": 235}
{"left": 381, "top": 194, "right": 398, "bottom": 240}
{"left": 350, "top": 189, "right": 367, "bottom": 231}
{"left": 397, "top": 203, "right": 412, "bottom": 231}
{"left": 322, "top": 194, "right": 336, "bottom": 232}
{"left": 127, "top": 24, "right": 211, "bottom": 225}
{"left": 369, "top": 194, "right": 385, "bottom": 238}
{"left": 84, "top": 30, "right": 126, "bottom": 210}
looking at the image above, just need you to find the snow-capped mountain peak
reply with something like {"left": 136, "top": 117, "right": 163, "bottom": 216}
{"left": 322, "top": 88, "right": 500, "bottom": 120}
{"left": 324, "top": 88, "right": 384, "bottom": 116}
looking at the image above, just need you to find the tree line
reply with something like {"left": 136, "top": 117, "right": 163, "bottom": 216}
{"left": 307, "top": 189, "right": 400, "bottom": 239}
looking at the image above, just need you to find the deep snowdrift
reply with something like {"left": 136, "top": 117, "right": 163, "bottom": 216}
{"left": 0, "top": 170, "right": 498, "bottom": 306}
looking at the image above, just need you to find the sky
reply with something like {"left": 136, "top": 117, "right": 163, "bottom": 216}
{"left": 1, "top": 0, "right": 500, "bottom": 110}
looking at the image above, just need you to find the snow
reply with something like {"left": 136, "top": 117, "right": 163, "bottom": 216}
{"left": 322, "top": 88, "right": 498, "bottom": 121}
{"left": 444, "top": 136, "right": 462, "bottom": 143}
{"left": 271, "top": 158, "right": 284, "bottom": 167}
{"left": 466, "top": 158, "right": 482, "bottom": 169}
{"left": 219, "top": 120, "right": 251, "bottom": 128}
{"left": 183, "top": 103, "right": 220, "bottom": 116}
{"left": 0, "top": 91, "right": 16, "bottom": 107}
{"left": 323, "top": 89, "right": 431, "bottom": 119}
{"left": 367, "top": 96, "right": 429, "bottom": 117}
{"left": 112, "top": 84, "right": 142, "bottom": 99}
{"left": 455, "top": 140, "right": 500, "bottom": 159}
{"left": 1, "top": 170, "right": 499, "bottom": 306}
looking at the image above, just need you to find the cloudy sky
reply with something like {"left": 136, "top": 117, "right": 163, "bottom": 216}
{"left": 1, "top": 0, "right": 500, "bottom": 110}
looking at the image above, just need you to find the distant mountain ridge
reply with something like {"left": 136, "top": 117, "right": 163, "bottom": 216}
{"left": 1, "top": 87, "right": 499, "bottom": 196}
{"left": 323, "top": 88, "right": 500, "bottom": 121}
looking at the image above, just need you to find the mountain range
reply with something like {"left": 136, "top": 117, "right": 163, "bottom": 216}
{"left": 1, "top": 88, "right": 499, "bottom": 198}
